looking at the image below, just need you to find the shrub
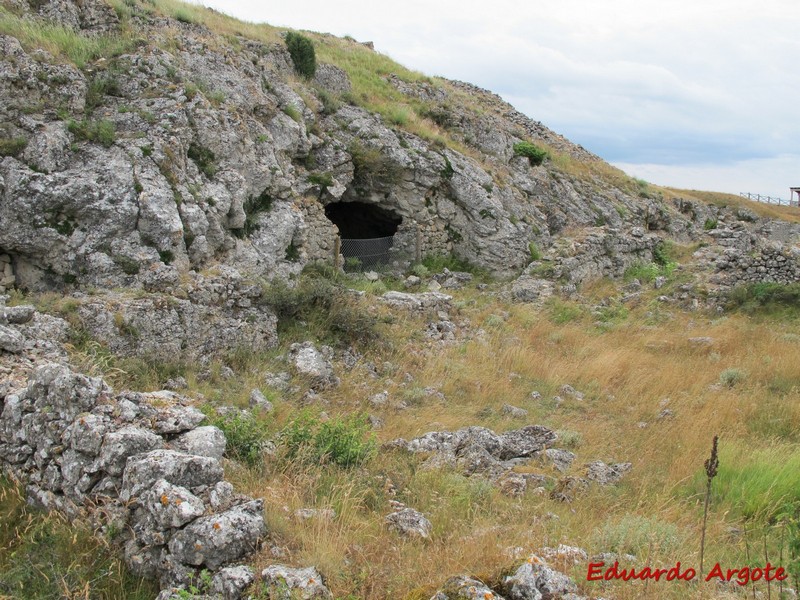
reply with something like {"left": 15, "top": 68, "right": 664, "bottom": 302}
{"left": 261, "top": 274, "right": 379, "bottom": 347}
{"left": 281, "top": 411, "right": 375, "bottom": 467}
{"left": 704, "top": 218, "right": 718, "bottom": 230}
{"left": 0, "top": 137, "right": 27, "bottom": 158}
{"left": 719, "top": 368, "right": 746, "bottom": 388}
{"left": 208, "top": 411, "right": 268, "bottom": 466}
{"left": 308, "top": 172, "right": 333, "bottom": 189}
{"left": 513, "top": 141, "right": 549, "bottom": 166}
{"left": 285, "top": 31, "right": 316, "bottom": 79}
{"left": 282, "top": 104, "right": 302, "bottom": 122}
{"left": 593, "top": 515, "right": 683, "bottom": 557}
{"left": 67, "top": 119, "right": 116, "bottom": 147}
{"left": 187, "top": 142, "right": 216, "bottom": 178}
{"left": 528, "top": 241, "right": 541, "bottom": 261}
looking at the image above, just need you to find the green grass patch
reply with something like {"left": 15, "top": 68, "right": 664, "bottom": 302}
{"left": 727, "top": 282, "right": 800, "bottom": 317}
{"left": 280, "top": 410, "right": 376, "bottom": 467}
{"left": 0, "top": 8, "right": 136, "bottom": 69}
{"left": 0, "top": 137, "right": 27, "bottom": 158}
{"left": 0, "top": 476, "right": 157, "bottom": 600}
{"left": 690, "top": 441, "right": 800, "bottom": 519}
{"left": 67, "top": 119, "right": 116, "bottom": 147}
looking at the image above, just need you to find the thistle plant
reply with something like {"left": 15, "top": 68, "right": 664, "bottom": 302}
{"left": 700, "top": 435, "right": 720, "bottom": 580}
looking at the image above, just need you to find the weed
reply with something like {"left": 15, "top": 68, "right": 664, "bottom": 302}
{"left": 348, "top": 140, "right": 402, "bottom": 191}
{"left": 704, "top": 218, "right": 718, "bottom": 230}
{"left": 187, "top": 141, "right": 216, "bottom": 178}
{"left": 528, "top": 242, "right": 541, "bottom": 261}
{"left": 282, "top": 104, "right": 302, "bottom": 122}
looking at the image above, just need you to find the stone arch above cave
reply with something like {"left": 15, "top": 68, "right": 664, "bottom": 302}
{"left": 324, "top": 201, "right": 402, "bottom": 239}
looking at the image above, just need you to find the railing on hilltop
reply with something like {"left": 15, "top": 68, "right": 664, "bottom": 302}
{"left": 739, "top": 192, "right": 799, "bottom": 207}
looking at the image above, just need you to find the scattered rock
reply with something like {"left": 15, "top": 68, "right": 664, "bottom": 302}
{"left": 171, "top": 426, "right": 227, "bottom": 460}
{"left": 558, "top": 385, "right": 584, "bottom": 400}
{"left": 385, "top": 507, "right": 432, "bottom": 540}
{"left": 501, "top": 404, "right": 529, "bottom": 419}
{"left": 167, "top": 500, "right": 266, "bottom": 570}
{"left": 544, "top": 449, "right": 575, "bottom": 473}
{"left": 503, "top": 555, "right": 578, "bottom": 600}
{"left": 431, "top": 575, "right": 504, "bottom": 600}
{"left": 260, "top": 564, "right": 333, "bottom": 599}
{"left": 249, "top": 388, "right": 274, "bottom": 412}
{"left": 294, "top": 508, "right": 336, "bottom": 521}
{"left": 585, "top": 461, "right": 632, "bottom": 486}
{"left": 289, "top": 342, "right": 339, "bottom": 389}
{"left": 212, "top": 565, "right": 256, "bottom": 600}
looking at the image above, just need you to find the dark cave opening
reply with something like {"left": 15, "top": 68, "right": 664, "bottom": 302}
{"left": 324, "top": 201, "right": 402, "bottom": 239}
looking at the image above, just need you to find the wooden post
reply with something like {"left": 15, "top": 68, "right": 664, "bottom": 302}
{"left": 415, "top": 224, "right": 422, "bottom": 264}
{"left": 334, "top": 237, "right": 341, "bottom": 270}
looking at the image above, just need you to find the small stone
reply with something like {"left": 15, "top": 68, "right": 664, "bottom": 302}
{"left": 529, "top": 391, "right": 541, "bottom": 400}
{"left": 404, "top": 275, "right": 421, "bottom": 288}
{"left": 385, "top": 507, "right": 432, "bottom": 540}
{"left": 501, "top": 404, "right": 529, "bottom": 419}
{"left": 294, "top": 508, "right": 336, "bottom": 521}
{"left": 249, "top": 388, "right": 274, "bottom": 412}
{"left": 369, "top": 390, "right": 389, "bottom": 407}
{"left": 364, "top": 271, "right": 379, "bottom": 281}
{"left": 212, "top": 565, "right": 255, "bottom": 600}
{"left": 261, "top": 564, "right": 333, "bottom": 599}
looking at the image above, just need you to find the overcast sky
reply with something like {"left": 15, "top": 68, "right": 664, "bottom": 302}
{"left": 191, "top": 0, "right": 800, "bottom": 200}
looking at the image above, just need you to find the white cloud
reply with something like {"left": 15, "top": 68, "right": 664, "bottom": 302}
{"left": 614, "top": 154, "right": 800, "bottom": 200}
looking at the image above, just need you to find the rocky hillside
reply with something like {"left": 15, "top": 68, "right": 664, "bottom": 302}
{"left": 2, "top": 1, "right": 800, "bottom": 599}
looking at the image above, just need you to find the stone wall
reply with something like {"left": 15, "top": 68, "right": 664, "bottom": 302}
{"left": 0, "top": 298, "right": 266, "bottom": 596}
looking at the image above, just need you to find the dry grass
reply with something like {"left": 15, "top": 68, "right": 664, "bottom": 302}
{"left": 209, "top": 278, "right": 800, "bottom": 600}
{"left": 666, "top": 188, "right": 800, "bottom": 223}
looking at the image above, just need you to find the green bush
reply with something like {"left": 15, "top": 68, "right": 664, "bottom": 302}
{"left": 208, "top": 411, "right": 268, "bottom": 466}
{"left": 285, "top": 31, "right": 316, "bottom": 79}
{"left": 234, "top": 190, "right": 274, "bottom": 237}
{"left": 67, "top": 119, "right": 116, "bottom": 147}
{"left": 704, "top": 218, "right": 718, "bottom": 230}
{"left": 86, "top": 73, "right": 122, "bottom": 111}
{"left": 728, "top": 282, "right": 800, "bottom": 315}
{"left": 281, "top": 411, "right": 375, "bottom": 467}
{"left": 261, "top": 274, "right": 379, "bottom": 347}
{"left": 528, "top": 241, "right": 541, "bottom": 261}
{"left": 513, "top": 141, "right": 549, "bottom": 166}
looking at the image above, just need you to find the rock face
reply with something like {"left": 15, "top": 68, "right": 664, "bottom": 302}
{"left": 0, "top": 301, "right": 266, "bottom": 592}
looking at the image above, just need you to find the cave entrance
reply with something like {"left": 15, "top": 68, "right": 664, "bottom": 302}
{"left": 324, "top": 202, "right": 403, "bottom": 271}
